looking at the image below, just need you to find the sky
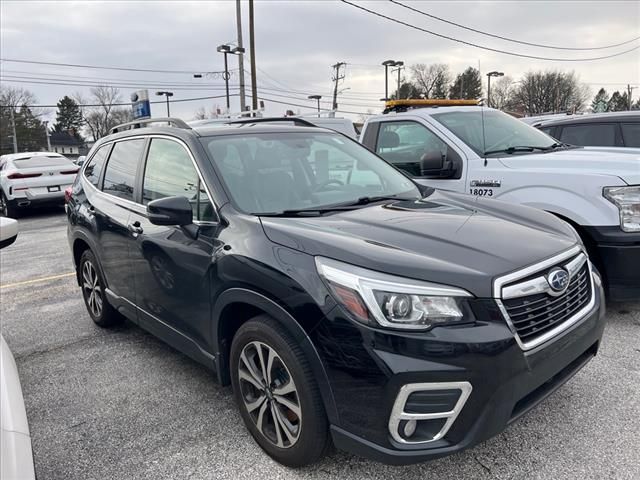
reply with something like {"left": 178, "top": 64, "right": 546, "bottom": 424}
{"left": 1, "top": 0, "right": 639, "bottom": 123}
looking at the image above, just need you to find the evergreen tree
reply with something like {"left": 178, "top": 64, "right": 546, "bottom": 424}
{"left": 14, "top": 106, "right": 48, "bottom": 152}
{"left": 449, "top": 67, "right": 482, "bottom": 99}
{"left": 389, "top": 82, "right": 421, "bottom": 100}
{"left": 591, "top": 88, "right": 609, "bottom": 113}
{"left": 53, "top": 95, "right": 84, "bottom": 139}
{"left": 608, "top": 91, "right": 629, "bottom": 111}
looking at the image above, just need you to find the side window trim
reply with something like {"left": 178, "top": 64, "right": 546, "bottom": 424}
{"left": 140, "top": 135, "right": 220, "bottom": 225}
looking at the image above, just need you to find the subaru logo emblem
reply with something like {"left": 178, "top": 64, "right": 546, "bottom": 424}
{"left": 547, "top": 268, "right": 570, "bottom": 293}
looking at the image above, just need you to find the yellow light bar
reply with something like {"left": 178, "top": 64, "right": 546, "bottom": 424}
{"left": 385, "top": 99, "right": 480, "bottom": 108}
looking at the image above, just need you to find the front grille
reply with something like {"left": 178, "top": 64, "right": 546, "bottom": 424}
{"left": 501, "top": 257, "right": 592, "bottom": 347}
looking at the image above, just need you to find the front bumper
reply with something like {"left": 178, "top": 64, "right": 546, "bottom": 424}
{"left": 317, "top": 272, "right": 606, "bottom": 465}
{"left": 584, "top": 226, "right": 640, "bottom": 302}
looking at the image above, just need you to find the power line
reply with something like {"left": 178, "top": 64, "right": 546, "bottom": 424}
{"left": 340, "top": 0, "right": 640, "bottom": 61}
{"left": 0, "top": 94, "right": 235, "bottom": 109}
{"left": 389, "top": 0, "right": 640, "bottom": 51}
{"left": 0, "top": 58, "right": 233, "bottom": 75}
{"left": 0, "top": 75, "right": 384, "bottom": 107}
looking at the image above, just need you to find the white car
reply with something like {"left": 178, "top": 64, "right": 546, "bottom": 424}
{"left": 0, "top": 152, "right": 79, "bottom": 218}
{"left": 359, "top": 100, "right": 640, "bottom": 301}
{"left": 0, "top": 217, "right": 36, "bottom": 480}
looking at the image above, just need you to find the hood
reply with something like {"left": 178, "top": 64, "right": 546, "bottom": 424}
{"left": 260, "top": 191, "right": 579, "bottom": 298}
{"left": 497, "top": 147, "right": 640, "bottom": 185}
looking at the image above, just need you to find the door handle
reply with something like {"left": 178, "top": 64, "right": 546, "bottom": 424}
{"left": 128, "top": 221, "right": 144, "bottom": 235}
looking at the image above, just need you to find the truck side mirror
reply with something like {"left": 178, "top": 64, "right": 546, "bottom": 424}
{"left": 419, "top": 151, "right": 454, "bottom": 178}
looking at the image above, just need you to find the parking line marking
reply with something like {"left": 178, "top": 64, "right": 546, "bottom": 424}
{"left": 0, "top": 272, "right": 75, "bottom": 289}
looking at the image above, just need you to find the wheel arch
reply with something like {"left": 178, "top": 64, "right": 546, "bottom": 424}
{"left": 212, "top": 288, "right": 339, "bottom": 425}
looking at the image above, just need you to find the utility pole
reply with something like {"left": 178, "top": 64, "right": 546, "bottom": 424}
{"left": 627, "top": 84, "right": 636, "bottom": 110}
{"left": 9, "top": 108, "right": 18, "bottom": 153}
{"left": 249, "top": 0, "right": 258, "bottom": 112}
{"left": 236, "top": 0, "right": 246, "bottom": 114}
{"left": 44, "top": 121, "right": 51, "bottom": 151}
{"left": 331, "top": 62, "right": 346, "bottom": 117}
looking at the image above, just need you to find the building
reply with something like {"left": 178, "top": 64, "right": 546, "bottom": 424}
{"left": 49, "top": 131, "right": 83, "bottom": 159}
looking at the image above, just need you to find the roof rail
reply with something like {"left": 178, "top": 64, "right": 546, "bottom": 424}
{"left": 109, "top": 117, "right": 192, "bottom": 134}
{"left": 383, "top": 98, "right": 481, "bottom": 114}
{"left": 228, "top": 117, "right": 318, "bottom": 128}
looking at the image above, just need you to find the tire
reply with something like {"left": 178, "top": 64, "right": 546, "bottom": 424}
{"left": 79, "top": 249, "right": 122, "bottom": 327}
{"left": 230, "top": 315, "right": 330, "bottom": 467}
{"left": 0, "top": 192, "right": 19, "bottom": 218}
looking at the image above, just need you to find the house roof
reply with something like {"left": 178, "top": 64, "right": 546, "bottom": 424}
{"left": 50, "top": 131, "right": 82, "bottom": 146}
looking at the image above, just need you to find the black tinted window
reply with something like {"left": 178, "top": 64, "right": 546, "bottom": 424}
{"left": 83, "top": 145, "right": 110, "bottom": 187}
{"left": 143, "top": 138, "right": 215, "bottom": 221}
{"left": 560, "top": 124, "right": 617, "bottom": 147}
{"left": 621, "top": 123, "right": 640, "bottom": 147}
{"left": 102, "top": 139, "right": 145, "bottom": 200}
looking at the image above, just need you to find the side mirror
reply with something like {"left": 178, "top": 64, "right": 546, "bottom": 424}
{"left": 419, "top": 151, "right": 455, "bottom": 178}
{"left": 0, "top": 217, "right": 19, "bottom": 249}
{"left": 147, "top": 196, "right": 193, "bottom": 226}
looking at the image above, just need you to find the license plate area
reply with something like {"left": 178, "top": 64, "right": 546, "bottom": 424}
{"left": 48, "top": 186, "right": 61, "bottom": 192}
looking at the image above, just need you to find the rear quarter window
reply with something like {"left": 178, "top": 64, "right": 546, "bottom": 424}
{"left": 102, "top": 139, "right": 145, "bottom": 201}
{"left": 83, "top": 145, "right": 111, "bottom": 187}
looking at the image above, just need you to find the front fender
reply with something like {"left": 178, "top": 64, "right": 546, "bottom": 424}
{"left": 212, "top": 288, "right": 339, "bottom": 425}
{"left": 494, "top": 186, "right": 618, "bottom": 226}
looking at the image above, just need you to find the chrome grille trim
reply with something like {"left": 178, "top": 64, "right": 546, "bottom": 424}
{"left": 494, "top": 246, "right": 595, "bottom": 351}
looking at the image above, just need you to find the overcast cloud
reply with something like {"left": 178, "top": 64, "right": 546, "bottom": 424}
{"left": 1, "top": 0, "right": 639, "bottom": 121}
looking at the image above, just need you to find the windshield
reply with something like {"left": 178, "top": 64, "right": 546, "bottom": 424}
{"left": 432, "top": 109, "right": 557, "bottom": 156}
{"left": 201, "top": 132, "right": 420, "bottom": 214}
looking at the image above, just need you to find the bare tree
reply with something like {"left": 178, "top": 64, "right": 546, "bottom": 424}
{"left": 513, "top": 71, "right": 589, "bottom": 115}
{"left": 410, "top": 63, "right": 450, "bottom": 99}
{"left": 74, "top": 86, "right": 129, "bottom": 141}
{"left": 489, "top": 76, "right": 516, "bottom": 111}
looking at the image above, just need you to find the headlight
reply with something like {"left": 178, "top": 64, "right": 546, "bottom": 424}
{"left": 603, "top": 185, "right": 640, "bottom": 232}
{"left": 315, "top": 257, "right": 472, "bottom": 330}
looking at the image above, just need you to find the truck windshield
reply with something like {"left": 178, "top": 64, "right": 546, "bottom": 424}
{"left": 200, "top": 132, "right": 420, "bottom": 215}
{"left": 432, "top": 109, "right": 557, "bottom": 157}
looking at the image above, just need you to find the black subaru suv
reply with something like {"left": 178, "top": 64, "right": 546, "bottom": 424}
{"left": 66, "top": 117, "right": 606, "bottom": 467}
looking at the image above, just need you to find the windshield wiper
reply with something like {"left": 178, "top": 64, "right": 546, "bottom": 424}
{"left": 255, "top": 196, "right": 415, "bottom": 217}
{"left": 483, "top": 145, "right": 553, "bottom": 156}
{"left": 341, "top": 195, "right": 415, "bottom": 206}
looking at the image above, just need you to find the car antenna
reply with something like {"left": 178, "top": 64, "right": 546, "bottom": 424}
{"left": 481, "top": 103, "right": 488, "bottom": 166}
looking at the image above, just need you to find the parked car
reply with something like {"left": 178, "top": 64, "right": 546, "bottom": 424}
{"left": 67, "top": 117, "right": 606, "bottom": 467}
{"left": 0, "top": 217, "right": 36, "bottom": 480}
{"left": 526, "top": 111, "right": 640, "bottom": 148}
{"left": 0, "top": 152, "right": 79, "bottom": 217}
{"left": 359, "top": 100, "right": 640, "bottom": 301}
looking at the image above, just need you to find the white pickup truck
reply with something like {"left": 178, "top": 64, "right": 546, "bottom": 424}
{"left": 358, "top": 100, "right": 640, "bottom": 301}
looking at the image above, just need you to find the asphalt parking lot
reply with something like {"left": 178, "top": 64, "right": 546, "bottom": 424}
{"left": 1, "top": 209, "right": 639, "bottom": 480}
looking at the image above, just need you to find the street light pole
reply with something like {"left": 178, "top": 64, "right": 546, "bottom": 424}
{"left": 486, "top": 71, "right": 504, "bottom": 108}
{"left": 308, "top": 95, "right": 322, "bottom": 116}
{"left": 392, "top": 61, "right": 404, "bottom": 99}
{"left": 156, "top": 91, "right": 174, "bottom": 116}
{"left": 381, "top": 60, "right": 396, "bottom": 100}
{"left": 217, "top": 45, "right": 232, "bottom": 112}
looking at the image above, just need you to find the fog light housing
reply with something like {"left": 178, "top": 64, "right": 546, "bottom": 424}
{"left": 388, "top": 382, "right": 472, "bottom": 445}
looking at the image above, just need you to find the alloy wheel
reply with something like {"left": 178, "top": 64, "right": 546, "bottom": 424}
{"left": 82, "top": 260, "right": 103, "bottom": 318}
{"left": 238, "top": 341, "right": 302, "bottom": 449}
